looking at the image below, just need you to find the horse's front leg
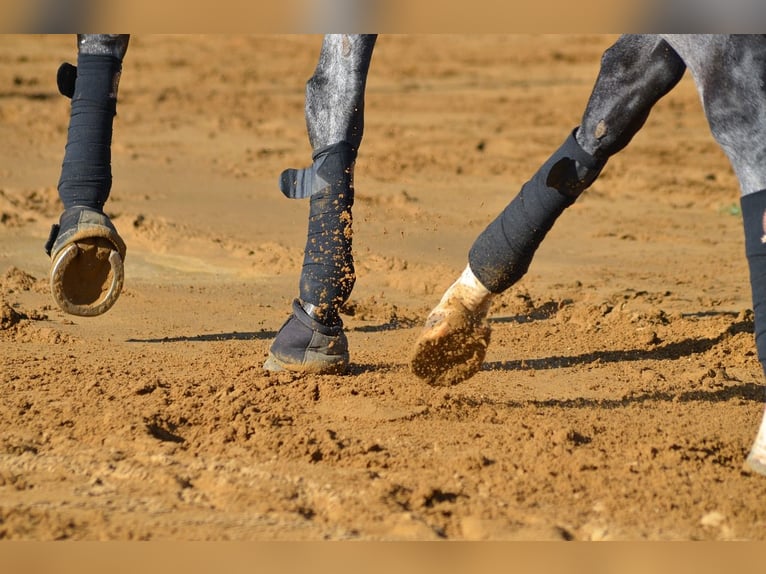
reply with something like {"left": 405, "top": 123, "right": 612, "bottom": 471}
{"left": 46, "top": 34, "right": 130, "bottom": 317}
{"left": 265, "top": 34, "right": 377, "bottom": 374}
{"left": 411, "top": 34, "right": 687, "bottom": 386}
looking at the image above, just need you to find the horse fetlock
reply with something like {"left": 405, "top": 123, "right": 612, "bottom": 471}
{"left": 432, "top": 264, "right": 493, "bottom": 321}
{"left": 469, "top": 130, "right": 602, "bottom": 294}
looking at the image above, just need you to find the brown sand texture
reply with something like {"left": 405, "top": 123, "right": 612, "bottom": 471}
{"left": 2, "top": 34, "right": 766, "bottom": 540}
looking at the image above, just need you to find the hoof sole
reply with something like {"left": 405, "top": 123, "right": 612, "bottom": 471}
{"left": 50, "top": 238, "right": 124, "bottom": 317}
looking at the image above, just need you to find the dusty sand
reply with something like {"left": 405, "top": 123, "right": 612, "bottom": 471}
{"left": 2, "top": 34, "right": 766, "bottom": 540}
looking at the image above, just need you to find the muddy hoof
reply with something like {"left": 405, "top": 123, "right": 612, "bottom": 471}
{"left": 46, "top": 207, "right": 126, "bottom": 317}
{"left": 410, "top": 301, "right": 491, "bottom": 386}
{"left": 746, "top": 425, "right": 766, "bottom": 478}
{"left": 745, "top": 451, "right": 766, "bottom": 477}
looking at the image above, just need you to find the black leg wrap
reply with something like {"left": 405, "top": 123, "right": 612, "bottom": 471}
{"left": 742, "top": 189, "right": 766, "bottom": 381}
{"left": 57, "top": 53, "right": 121, "bottom": 211}
{"left": 468, "top": 129, "right": 606, "bottom": 293}
{"left": 290, "top": 141, "right": 356, "bottom": 327}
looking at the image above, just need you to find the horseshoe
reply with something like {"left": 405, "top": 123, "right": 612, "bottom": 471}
{"left": 50, "top": 239, "right": 125, "bottom": 317}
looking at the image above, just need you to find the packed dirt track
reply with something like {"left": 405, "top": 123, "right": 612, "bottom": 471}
{"left": 2, "top": 34, "right": 766, "bottom": 541}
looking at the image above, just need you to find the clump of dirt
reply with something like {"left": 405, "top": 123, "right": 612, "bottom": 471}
{"left": 1, "top": 266, "right": 45, "bottom": 294}
{"left": 342, "top": 294, "right": 421, "bottom": 329}
{"left": 0, "top": 187, "right": 61, "bottom": 227}
{"left": 1, "top": 300, "right": 24, "bottom": 330}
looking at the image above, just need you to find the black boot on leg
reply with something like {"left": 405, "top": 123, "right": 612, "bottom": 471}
{"left": 49, "top": 39, "right": 127, "bottom": 317}
{"left": 742, "top": 189, "right": 766, "bottom": 476}
{"left": 412, "top": 129, "right": 605, "bottom": 385}
{"left": 265, "top": 141, "right": 356, "bottom": 374}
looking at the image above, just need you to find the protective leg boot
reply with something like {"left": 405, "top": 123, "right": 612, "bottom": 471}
{"left": 264, "top": 299, "right": 349, "bottom": 375}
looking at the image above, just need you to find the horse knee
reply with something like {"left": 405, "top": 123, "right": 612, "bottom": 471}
{"left": 579, "top": 35, "right": 685, "bottom": 159}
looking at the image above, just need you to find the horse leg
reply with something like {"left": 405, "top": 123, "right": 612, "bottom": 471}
{"left": 664, "top": 35, "right": 766, "bottom": 476}
{"left": 265, "top": 34, "right": 377, "bottom": 374}
{"left": 45, "top": 34, "right": 129, "bottom": 317}
{"left": 411, "top": 34, "right": 687, "bottom": 385}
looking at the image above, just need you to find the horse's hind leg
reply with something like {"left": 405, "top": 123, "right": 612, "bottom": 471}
{"left": 411, "top": 35, "right": 687, "bottom": 386}
{"left": 265, "top": 34, "right": 377, "bottom": 374}
{"left": 666, "top": 35, "right": 766, "bottom": 476}
{"left": 46, "top": 34, "right": 129, "bottom": 317}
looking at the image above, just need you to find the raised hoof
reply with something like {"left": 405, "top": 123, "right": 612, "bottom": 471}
{"left": 47, "top": 207, "right": 127, "bottom": 317}
{"left": 263, "top": 299, "right": 349, "bottom": 375}
{"left": 410, "top": 301, "right": 491, "bottom": 386}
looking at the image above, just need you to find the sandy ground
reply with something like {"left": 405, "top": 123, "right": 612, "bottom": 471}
{"left": 1, "top": 34, "right": 766, "bottom": 541}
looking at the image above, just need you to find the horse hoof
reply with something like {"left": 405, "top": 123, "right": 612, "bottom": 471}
{"left": 50, "top": 239, "right": 124, "bottom": 317}
{"left": 47, "top": 207, "right": 127, "bottom": 317}
{"left": 746, "top": 417, "right": 766, "bottom": 477}
{"left": 745, "top": 450, "right": 766, "bottom": 477}
{"left": 410, "top": 302, "right": 491, "bottom": 386}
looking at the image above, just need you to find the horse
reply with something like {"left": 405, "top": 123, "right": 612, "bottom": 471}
{"left": 46, "top": 34, "right": 766, "bottom": 476}
{"left": 45, "top": 34, "right": 129, "bottom": 317}
{"left": 404, "top": 35, "right": 766, "bottom": 477}
{"left": 45, "top": 33, "right": 377, "bottom": 368}
{"left": 256, "top": 33, "right": 766, "bottom": 477}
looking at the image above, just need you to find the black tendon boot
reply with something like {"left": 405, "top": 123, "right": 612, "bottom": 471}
{"left": 411, "top": 129, "right": 605, "bottom": 385}
{"left": 468, "top": 129, "right": 605, "bottom": 293}
{"left": 741, "top": 189, "right": 766, "bottom": 476}
{"left": 265, "top": 142, "right": 356, "bottom": 374}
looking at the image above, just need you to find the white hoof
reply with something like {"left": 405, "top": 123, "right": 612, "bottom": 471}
{"left": 745, "top": 409, "right": 766, "bottom": 477}
{"left": 411, "top": 296, "right": 491, "bottom": 386}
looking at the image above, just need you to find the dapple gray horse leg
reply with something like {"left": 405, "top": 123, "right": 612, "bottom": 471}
{"left": 265, "top": 34, "right": 377, "bottom": 374}
{"left": 411, "top": 35, "right": 686, "bottom": 386}
{"left": 45, "top": 34, "right": 129, "bottom": 317}
{"left": 662, "top": 35, "right": 766, "bottom": 476}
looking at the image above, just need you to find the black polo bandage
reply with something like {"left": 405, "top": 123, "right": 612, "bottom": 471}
{"left": 469, "top": 130, "right": 605, "bottom": 293}
{"left": 742, "top": 189, "right": 766, "bottom": 381}
{"left": 57, "top": 54, "right": 121, "bottom": 211}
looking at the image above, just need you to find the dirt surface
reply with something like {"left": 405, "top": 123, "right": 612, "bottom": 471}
{"left": 2, "top": 34, "right": 766, "bottom": 541}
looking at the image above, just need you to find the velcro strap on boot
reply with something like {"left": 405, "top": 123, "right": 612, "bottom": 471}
{"left": 44, "top": 224, "right": 61, "bottom": 256}
{"left": 57, "top": 62, "right": 77, "bottom": 99}
{"left": 279, "top": 141, "right": 356, "bottom": 199}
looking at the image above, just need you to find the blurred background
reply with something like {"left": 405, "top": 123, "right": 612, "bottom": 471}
{"left": 4, "top": 0, "right": 762, "bottom": 33}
